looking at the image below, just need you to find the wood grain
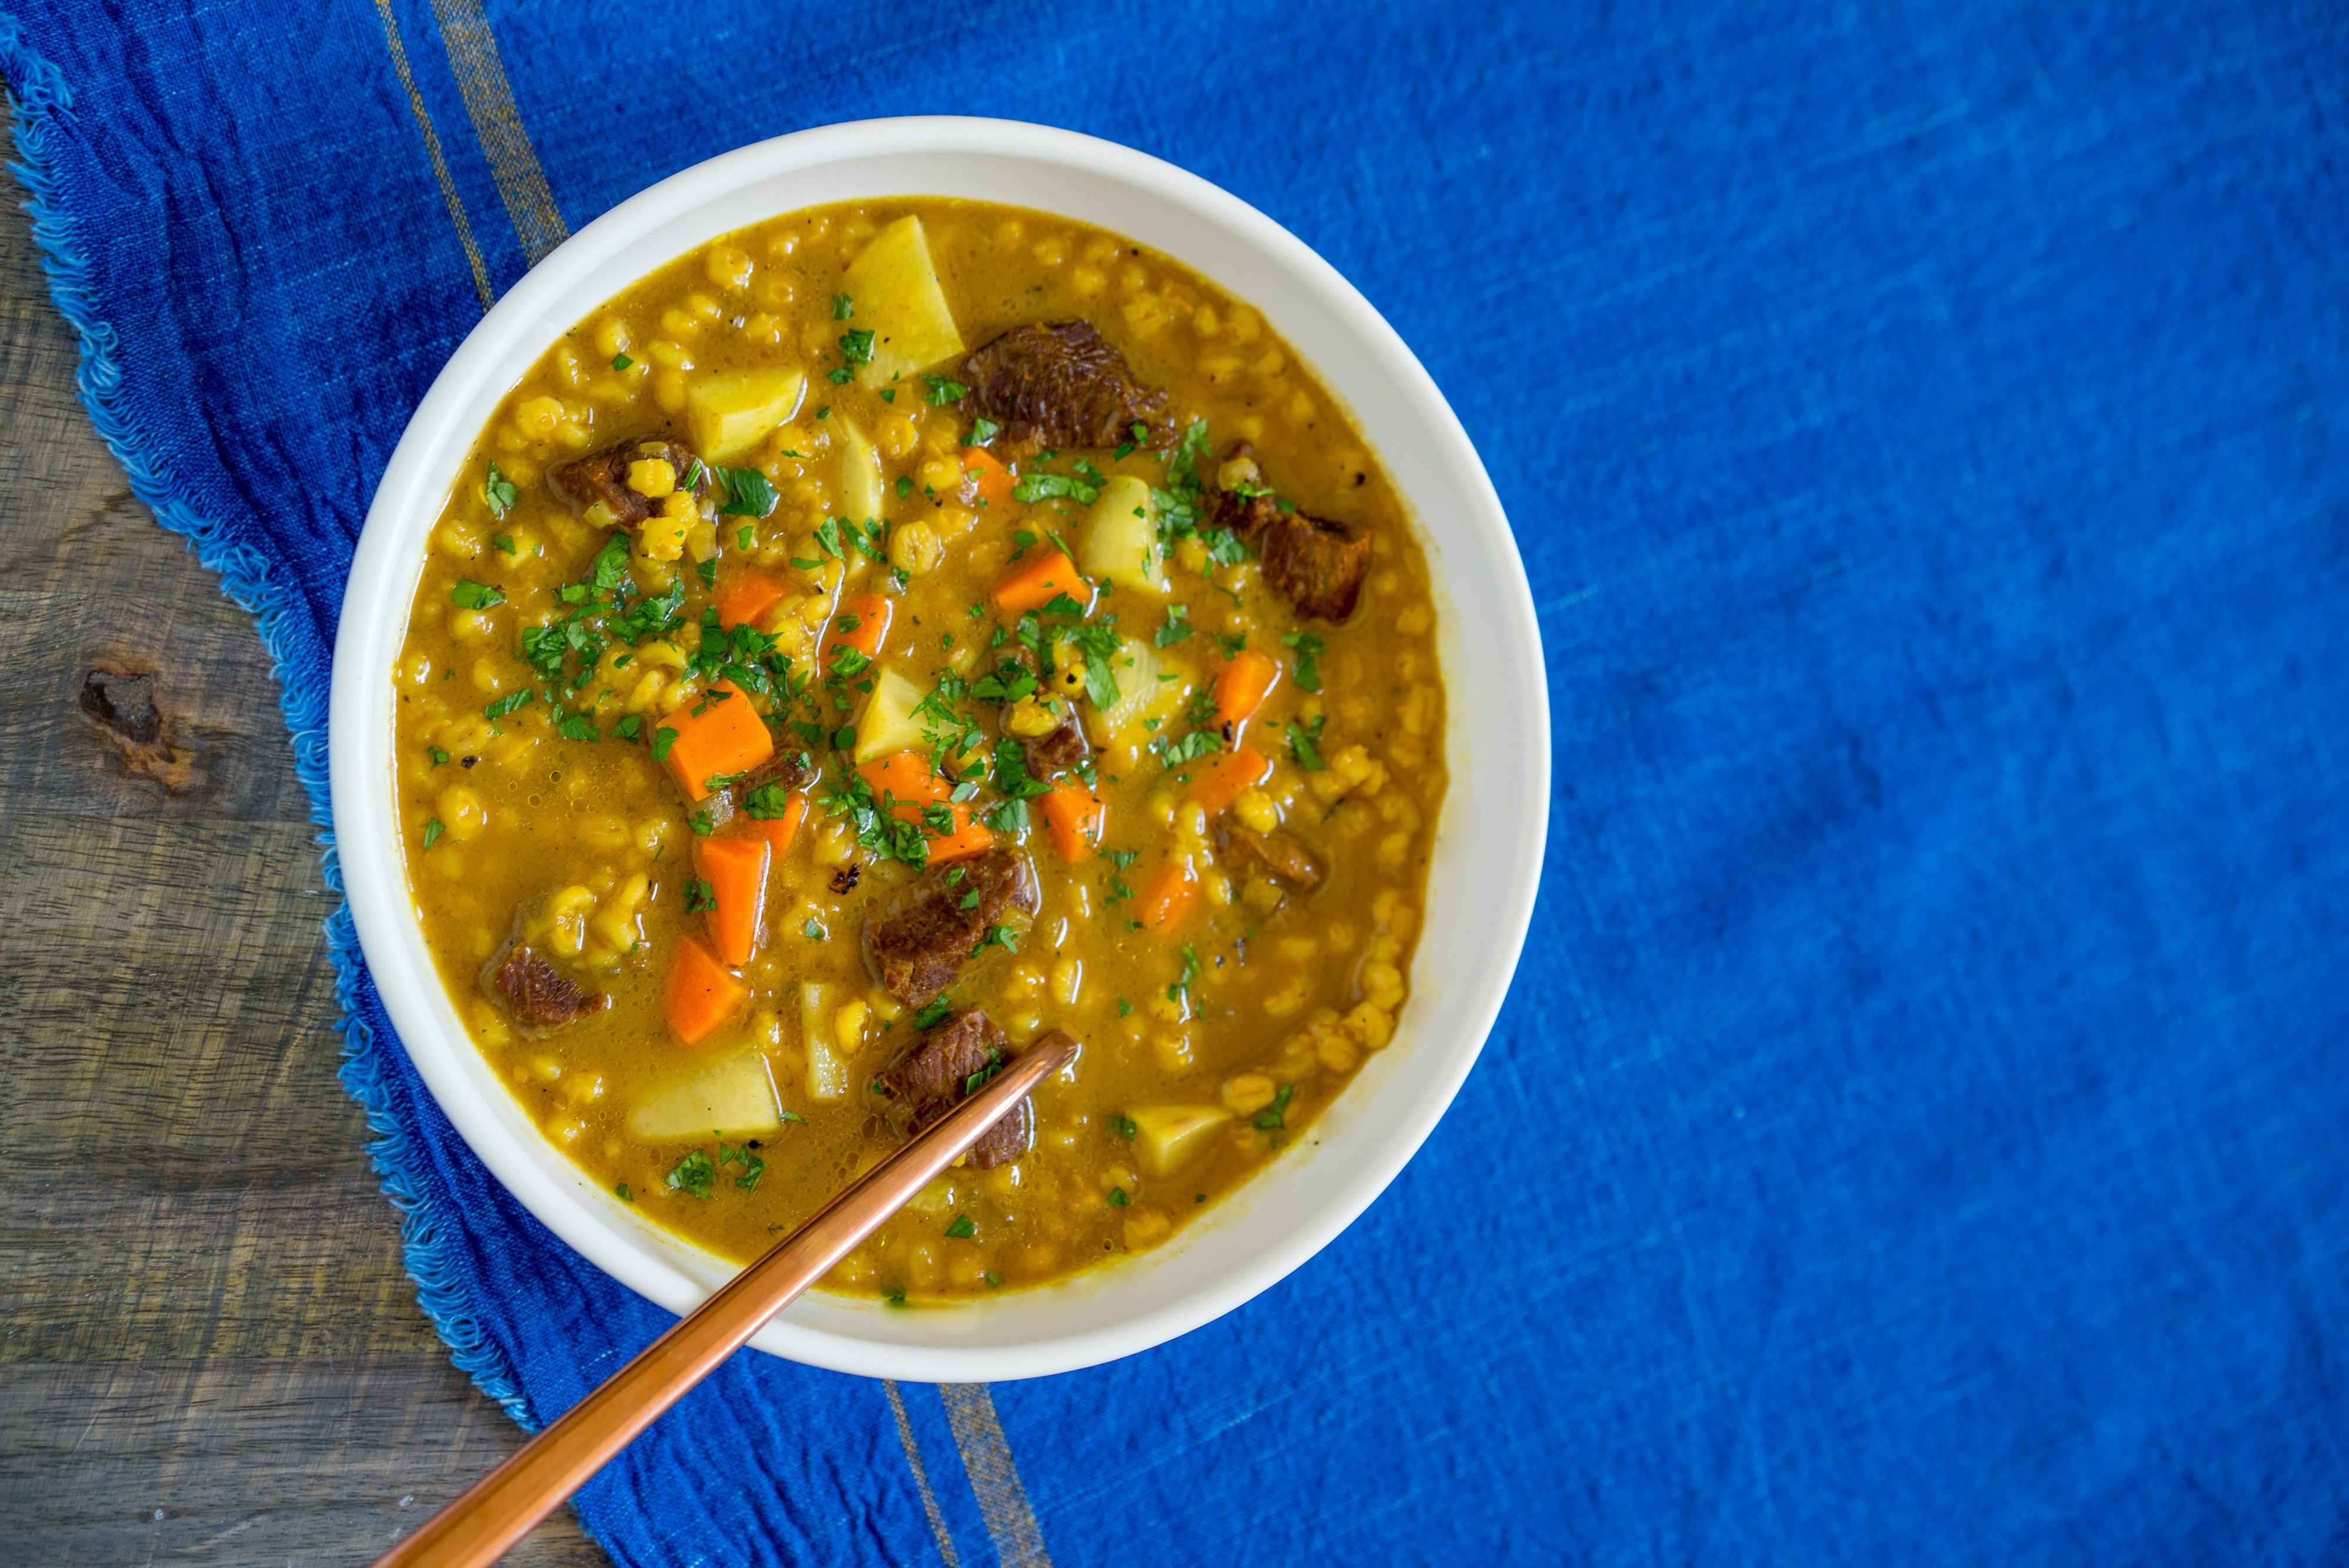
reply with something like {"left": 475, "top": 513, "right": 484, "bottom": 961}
{"left": 0, "top": 134, "right": 603, "bottom": 1563}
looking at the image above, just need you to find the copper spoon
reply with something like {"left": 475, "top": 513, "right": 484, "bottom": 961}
{"left": 373, "top": 1028, "right": 1080, "bottom": 1568}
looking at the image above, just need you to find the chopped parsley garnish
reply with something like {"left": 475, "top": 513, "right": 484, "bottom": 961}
{"left": 1155, "top": 729, "right": 1223, "bottom": 769}
{"left": 684, "top": 879, "right": 718, "bottom": 913}
{"left": 804, "top": 917, "right": 826, "bottom": 940}
{"left": 1154, "top": 604, "right": 1193, "bottom": 647}
{"left": 1065, "top": 621, "right": 1125, "bottom": 709}
{"left": 1253, "top": 1084, "right": 1295, "bottom": 1130}
{"left": 743, "top": 778, "right": 803, "bottom": 819}
{"left": 482, "top": 460, "right": 517, "bottom": 520}
{"left": 1106, "top": 1188, "right": 1130, "bottom": 1208}
{"left": 1117, "top": 998, "right": 1133, "bottom": 1017}
{"left": 516, "top": 530, "right": 693, "bottom": 702}
{"left": 1147, "top": 419, "right": 1254, "bottom": 569}
{"left": 1288, "top": 714, "right": 1327, "bottom": 770}
{"left": 557, "top": 711, "right": 601, "bottom": 742}
{"left": 716, "top": 466, "right": 777, "bottom": 518}
{"left": 1168, "top": 943, "right": 1203, "bottom": 1010}
{"left": 451, "top": 578, "right": 505, "bottom": 611}
{"left": 1113, "top": 1115, "right": 1137, "bottom": 1139}
{"left": 832, "top": 293, "right": 854, "bottom": 319}
{"left": 719, "top": 1138, "right": 766, "bottom": 1193}
{"left": 781, "top": 1110, "right": 807, "bottom": 1125}
{"left": 615, "top": 1183, "right": 632, "bottom": 1201}
{"left": 666, "top": 1149, "right": 716, "bottom": 1200}
{"left": 895, "top": 474, "right": 913, "bottom": 500}
{"left": 924, "top": 375, "right": 970, "bottom": 405}
{"left": 611, "top": 715, "right": 641, "bottom": 742}
{"left": 837, "top": 327, "right": 876, "bottom": 367}
{"left": 914, "top": 997, "right": 954, "bottom": 1029}
{"left": 421, "top": 817, "right": 445, "bottom": 850}
{"left": 610, "top": 353, "right": 632, "bottom": 371}
{"left": 1012, "top": 468, "right": 1101, "bottom": 506}
{"left": 964, "top": 1051, "right": 1004, "bottom": 1096}
{"left": 945, "top": 1214, "right": 977, "bottom": 1240}
{"left": 484, "top": 688, "right": 534, "bottom": 720}
{"left": 651, "top": 726, "right": 678, "bottom": 762}
{"left": 968, "top": 416, "right": 1001, "bottom": 446}
{"left": 428, "top": 747, "right": 449, "bottom": 766}
{"left": 1283, "top": 630, "right": 1324, "bottom": 692}
{"left": 688, "top": 809, "right": 714, "bottom": 837}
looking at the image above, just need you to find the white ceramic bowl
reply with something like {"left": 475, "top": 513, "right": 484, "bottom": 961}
{"left": 331, "top": 117, "right": 1547, "bottom": 1382}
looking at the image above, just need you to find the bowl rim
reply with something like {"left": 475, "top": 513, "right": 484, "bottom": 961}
{"left": 329, "top": 115, "right": 1548, "bottom": 1382}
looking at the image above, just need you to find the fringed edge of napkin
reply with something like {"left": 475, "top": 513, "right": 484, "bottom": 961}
{"left": 0, "top": 7, "right": 541, "bottom": 1435}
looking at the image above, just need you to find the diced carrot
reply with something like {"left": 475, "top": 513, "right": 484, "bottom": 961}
{"left": 859, "top": 749, "right": 948, "bottom": 810}
{"left": 665, "top": 934, "right": 748, "bottom": 1047}
{"left": 716, "top": 571, "right": 788, "bottom": 631}
{"left": 660, "top": 681, "right": 775, "bottom": 802}
{"left": 992, "top": 549, "right": 1085, "bottom": 616}
{"left": 857, "top": 751, "right": 995, "bottom": 862}
{"left": 738, "top": 792, "right": 807, "bottom": 856}
{"left": 1139, "top": 859, "right": 1200, "bottom": 933}
{"left": 824, "top": 591, "right": 893, "bottom": 662}
{"left": 693, "top": 834, "right": 770, "bottom": 966}
{"left": 1039, "top": 783, "right": 1107, "bottom": 863}
{"left": 960, "top": 445, "right": 1014, "bottom": 506}
{"left": 1187, "top": 745, "right": 1271, "bottom": 816}
{"left": 1211, "top": 649, "right": 1281, "bottom": 732}
{"left": 924, "top": 815, "right": 997, "bottom": 864}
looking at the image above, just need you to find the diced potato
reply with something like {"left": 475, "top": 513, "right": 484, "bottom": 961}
{"left": 1129, "top": 1104, "right": 1232, "bottom": 1177}
{"left": 1089, "top": 637, "right": 1192, "bottom": 743}
{"left": 1078, "top": 476, "right": 1169, "bottom": 597}
{"left": 627, "top": 1052, "right": 780, "bottom": 1140}
{"left": 854, "top": 666, "right": 930, "bottom": 763}
{"left": 839, "top": 416, "right": 884, "bottom": 523}
{"left": 1089, "top": 637, "right": 1156, "bottom": 734}
{"left": 800, "top": 982, "right": 851, "bottom": 1101}
{"left": 843, "top": 216, "right": 965, "bottom": 387}
{"left": 686, "top": 367, "right": 806, "bottom": 464}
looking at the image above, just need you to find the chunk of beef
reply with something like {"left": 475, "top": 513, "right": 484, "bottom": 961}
{"left": 862, "top": 848, "right": 1040, "bottom": 1007}
{"left": 876, "top": 1010, "right": 1032, "bottom": 1168}
{"left": 482, "top": 941, "right": 608, "bottom": 1031}
{"left": 961, "top": 321, "right": 1168, "bottom": 457}
{"left": 1212, "top": 486, "right": 1370, "bottom": 623}
{"left": 1024, "top": 713, "right": 1090, "bottom": 778}
{"left": 1216, "top": 819, "right": 1325, "bottom": 893}
{"left": 740, "top": 746, "right": 817, "bottom": 797}
{"left": 547, "top": 436, "right": 709, "bottom": 527}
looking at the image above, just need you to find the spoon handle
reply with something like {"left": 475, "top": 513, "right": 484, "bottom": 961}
{"left": 373, "top": 1029, "right": 1078, "bottom": 1568}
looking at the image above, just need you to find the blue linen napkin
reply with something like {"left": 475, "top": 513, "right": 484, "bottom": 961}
{"left": 12, "top": 2, "right": 2349, "bottom": 1562}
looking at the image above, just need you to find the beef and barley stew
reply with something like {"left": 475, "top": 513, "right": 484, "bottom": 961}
{"left": 394, "top": 200, "right": 1445, "bottom": 1301}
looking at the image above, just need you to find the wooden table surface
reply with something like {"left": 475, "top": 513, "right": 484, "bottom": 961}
{"left": 0, "top": 159, "right": 604, "bottom": 1564}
